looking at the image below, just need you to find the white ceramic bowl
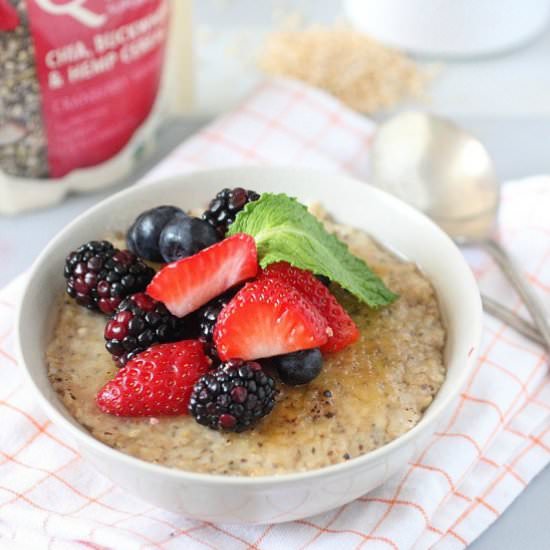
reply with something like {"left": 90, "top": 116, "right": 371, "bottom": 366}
{"left": 16, "top": 167, "right": 482, "bottom": 524}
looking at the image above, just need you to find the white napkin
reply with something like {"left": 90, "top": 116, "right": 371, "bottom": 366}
{"left": 0, "top": 79, "right": 548, "bottom": 550}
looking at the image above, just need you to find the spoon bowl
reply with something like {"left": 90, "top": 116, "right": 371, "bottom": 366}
{"left": 370, "top": 111, "right": 550, "bottom": 352}
{"left": 370, "top": 111, "right": 499, "bottom": 242}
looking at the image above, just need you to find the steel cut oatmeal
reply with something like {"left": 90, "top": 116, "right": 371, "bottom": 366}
{"left": 46, "top": 205, "right": 446, "bottom": 476}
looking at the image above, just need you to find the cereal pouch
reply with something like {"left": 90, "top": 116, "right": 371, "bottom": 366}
{"left": 0, "top": 0, "right": 192, "bottom": 213}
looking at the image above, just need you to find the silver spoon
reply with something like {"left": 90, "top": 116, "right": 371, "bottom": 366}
{"left": 369, "top": 111, "right": 550, "bottom": 352}
{"left": 482, "top": 295, "right": 542, "bottom": 347}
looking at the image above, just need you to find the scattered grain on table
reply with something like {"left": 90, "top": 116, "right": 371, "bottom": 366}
{"left": 259, "top": 25, "right": 432, "bottom": 114}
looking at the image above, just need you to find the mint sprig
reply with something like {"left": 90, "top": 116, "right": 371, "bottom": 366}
{"left": 227, "top": 193, "right": 397, "bottom": 308}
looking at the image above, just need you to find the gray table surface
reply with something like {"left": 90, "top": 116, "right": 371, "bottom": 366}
{"left": 1, "top": 115, "right": 549, "bottom": 549}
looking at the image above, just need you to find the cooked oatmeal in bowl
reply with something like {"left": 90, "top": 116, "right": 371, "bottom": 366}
{"left": 18, "top": 168, "right": 481, "bottom": 522}
{"left": 47, "top": 207, "right": 445, "bottom": 476}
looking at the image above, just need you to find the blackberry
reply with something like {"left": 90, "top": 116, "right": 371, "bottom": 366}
{"left": 64, "top": 241, "right": 155, "bottom": 315}
{"left": 104, "top": 293, "right": 190, "bottom": 367}
{"left": 202, "top": 187, "right": 260, "bottom": 235}
{"left": 198, "top": 289, "right": 238, "bottom": 343}
{"left": 189, "top": 359, "right": 277, "bottom": 432}
{"left": 196, "top": 289, "right": 240, "bottom": 365}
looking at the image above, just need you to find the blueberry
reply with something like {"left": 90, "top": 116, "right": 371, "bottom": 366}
{"left": 271, "top": 348, "right": 323, "bottom": 385}
{"left": 126, "top": 205, "right": 183, "bottom": 262}
{"left": 159, "top": 213, "right": 220, "bottom": 262}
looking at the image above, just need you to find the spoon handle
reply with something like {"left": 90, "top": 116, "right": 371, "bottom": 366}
{"left": 481, "top": 294, "right": 544, "bottom": 347}
{"left": 480, "top": 239, "right": 550, "bottom": 353}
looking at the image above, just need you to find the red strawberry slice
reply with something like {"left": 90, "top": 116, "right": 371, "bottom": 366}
{"left": 97, "top": 340, "right": 211, "bottom": 417}
{"left": 0, "top": 0, "right": 20, "bottom": 31}
{"left": 214, "top": 277, "right": 329, "bottom": 361}
{"left": 147, "top": 233, "right": 258, "bottom": 318}
{"left": 261, "top": 262, "right": 359, "bottom": 353}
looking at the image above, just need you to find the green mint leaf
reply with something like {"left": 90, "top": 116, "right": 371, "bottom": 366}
{"left": 228, "top": 193, "right": 397, "bottom": 308}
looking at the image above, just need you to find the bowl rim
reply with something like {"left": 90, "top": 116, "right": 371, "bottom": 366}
{"left": 15, "top": 165, "right": 482, "bottom": 487}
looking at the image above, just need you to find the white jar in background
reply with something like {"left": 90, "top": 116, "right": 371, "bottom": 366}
{"left": 344, "top": 0, "right": 550, "bottom": 58}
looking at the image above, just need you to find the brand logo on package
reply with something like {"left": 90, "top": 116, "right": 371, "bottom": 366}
{"left": 25, "top": 0, "right": 169, "bottom": 177}
{"left": 34, "top": 0, "right": 107, "bottom": 27}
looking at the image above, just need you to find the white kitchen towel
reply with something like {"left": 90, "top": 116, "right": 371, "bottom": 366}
{"left": 0, "top": 79, "right": 548, "bottom": 550}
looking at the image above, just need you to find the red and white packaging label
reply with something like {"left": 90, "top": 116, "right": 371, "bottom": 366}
{"left": 25, "top": 0, "right": 169, "bottom": 177}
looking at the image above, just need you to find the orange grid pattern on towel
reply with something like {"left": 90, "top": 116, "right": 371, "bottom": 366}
{"left": 0, "top": 79, "right": 548, "bottom": 550}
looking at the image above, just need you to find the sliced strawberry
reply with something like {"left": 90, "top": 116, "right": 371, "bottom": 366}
{"left": 214, "top": 277, "right": 329, "bottom": 361}
{"left": 146, "top": 233, "right": 258, "bottom": 318}
{"left": 261, "top": 262, "right": 359, "bottom": 353}
{"left": 96, "top": 340, "right": 211, "bottom": 417}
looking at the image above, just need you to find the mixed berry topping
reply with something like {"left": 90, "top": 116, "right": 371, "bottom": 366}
{"left": 127, "top": 205, "right": 183, "bottom": 262}
{"left": 270, "top": 348, "right": 323, "bottom": 386}
{"left": 64, "top": 190, "right": 380, "bottom": 437}
{"left": 127, "top": 205, "right": 220, "bottom": 264}
{"left": 202, "top": 187, "right": 260, "bottom": 236}
{"left": 198, "top": 289, "right": 238, "bottom": 343}
{"left": 188, "top": 359, "right": 277, "bottom": 432}
{"left": 197, "top": 289, "right": 240, "bottom": 364}
{"left": 104, "top": 292, "right": 191, "bottom": 367}
{"left": 64, "top": 240, "right": 155, "bottom": 315}
{"left": 97, "top": 340, "right": 211, "bottom": 417}
{"left": 213, "top": 276, "right": 330, "bottom": 361}
{"left": 146, "top": 233, "right": 258, "bottom": 318}
{"left": 261, "top": 262, "right": 359, "bottom": 353}
{"left": 159, "top": 212, "right": 220, "bottom": 263}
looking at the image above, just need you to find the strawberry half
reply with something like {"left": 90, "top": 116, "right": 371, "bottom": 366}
{"left": 96, "top": 340, "right": 211, "bottom": 417}
{"left": 214, "top": 277, "right": 329, "bottom": 361}
{"left": 261, "top": 262, "right": 359, "bottom": 353}
{"left": 146, "top": 233, "right": 258, "bottom": 318}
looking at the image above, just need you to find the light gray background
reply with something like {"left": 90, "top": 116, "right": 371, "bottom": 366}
{"left": 1, "top": 1, "right": 549, "bottom": 548}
